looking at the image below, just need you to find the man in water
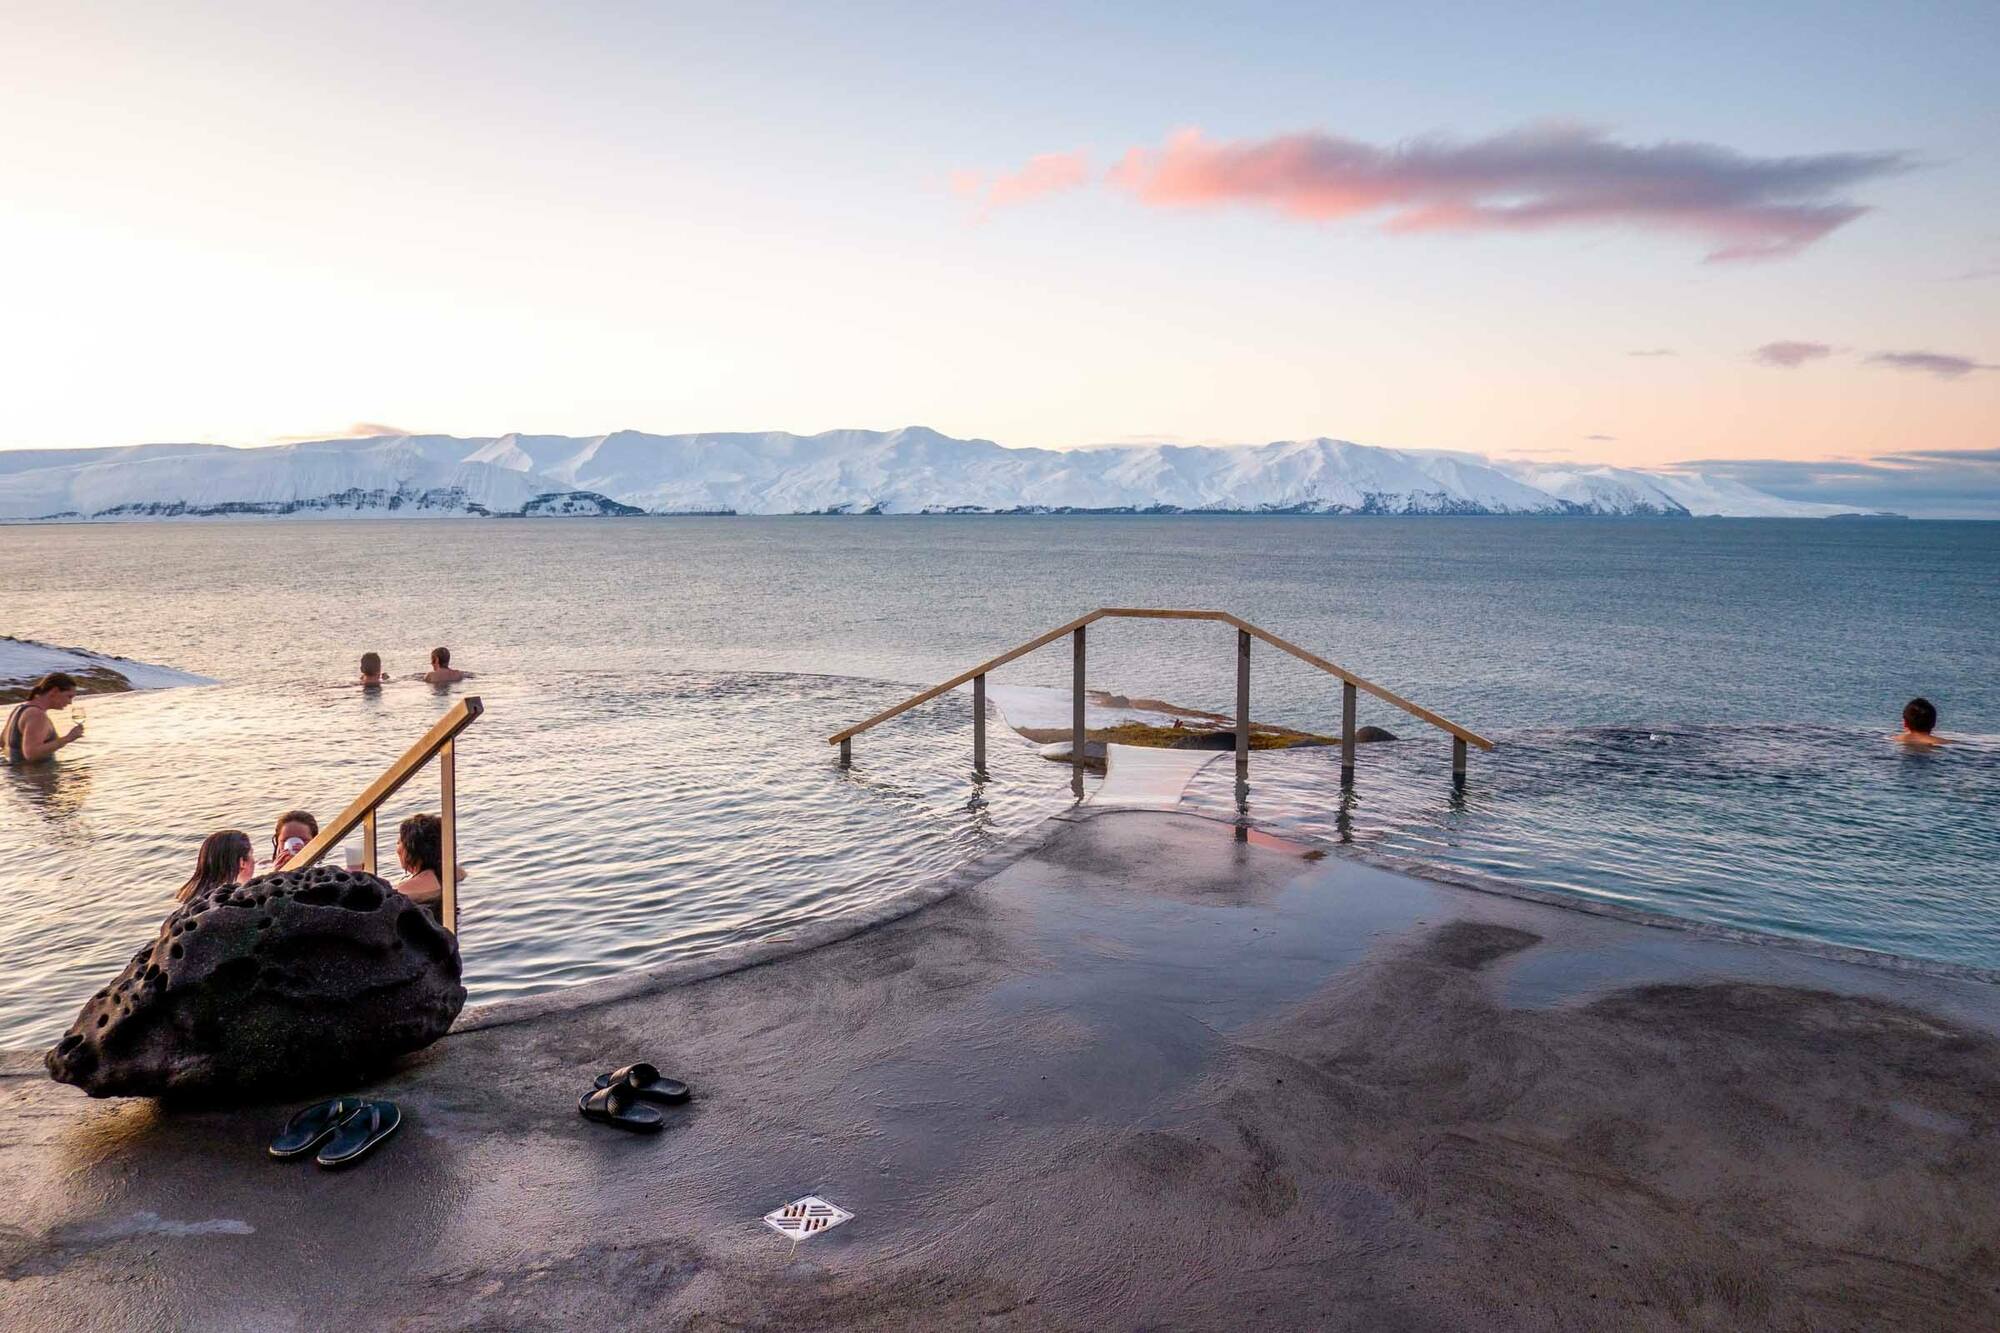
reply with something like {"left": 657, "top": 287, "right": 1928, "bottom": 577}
{"left": 421, "top": 646, "right": 470, "bottom": 684}
{"left": 359, "top": 652, "right": 387, "bottom": 686}
{"left": 3, "top": 672, "right": 84, "bottom": 764}
{"left": 1893, "top": 697, "right": 1950, "bottom": 746}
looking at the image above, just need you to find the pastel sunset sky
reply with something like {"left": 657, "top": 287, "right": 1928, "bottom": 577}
{"left": 3, "top": 2, "right": 1995, "bottom": 502}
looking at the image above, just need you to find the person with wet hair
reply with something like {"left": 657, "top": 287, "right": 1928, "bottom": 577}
{"left": 4, "top": 672, "right": 84, "bottom": 764}
{"left": 270, "top": 809, "right": 320, "bottom": 870}
{"left": 420, "top": 647, "right": 469, "bottom": 685}
{"left": 177, "top": 829, "right": 255, "bottom": 902}
{"left": 1893, "top": 697, "right": 1950, "bottom": 747}
{"left": 359, "top": 652, "right": 386, "bottom": 686}
{"left": 396, "top": 812, "right": 446, "bottom": 916}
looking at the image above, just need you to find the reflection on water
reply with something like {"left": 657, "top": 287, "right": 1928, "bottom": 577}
{"left": 0, "top": 671, "right": 1077, "bottom": 1048}
{"left": 6, "top": 757, "right": 97, "bottom": 843}
{"left": 1185, "top": 725, "right": 2000, "bottom": 967}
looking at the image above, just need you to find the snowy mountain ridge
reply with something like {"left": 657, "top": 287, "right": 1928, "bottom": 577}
{"left": 0, "top": 427, "right": 1859, "bottom": 520}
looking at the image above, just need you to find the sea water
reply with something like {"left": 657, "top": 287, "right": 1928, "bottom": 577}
{"left": 2, "top": 516, "right": 1994, "bottom": 1046}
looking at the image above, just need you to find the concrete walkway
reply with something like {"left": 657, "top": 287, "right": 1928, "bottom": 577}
{"left": 3, "top": 810, "right": 1997, "bottom": 1330}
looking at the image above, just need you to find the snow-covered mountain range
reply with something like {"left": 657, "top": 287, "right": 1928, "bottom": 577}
{"left": 0, "top": 427, "right": 1861, "bottom": 520}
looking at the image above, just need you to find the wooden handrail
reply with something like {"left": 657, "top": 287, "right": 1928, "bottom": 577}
{"left": 289, "top": 696, "right": 484, "bottom": 931}
{"left": 827, "top": 610, "right": 1492, "bottom": 750}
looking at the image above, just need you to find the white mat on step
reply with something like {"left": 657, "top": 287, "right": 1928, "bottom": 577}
{"left": 1088, "top": 743, "right": 1226, "bottom": 808}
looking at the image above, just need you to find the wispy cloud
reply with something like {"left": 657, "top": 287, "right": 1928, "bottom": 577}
{"left": 1584, "top": 433, "right": 1617, "bottom": 441}
{"left": 1752, "top": 340, "right": 1835, "bottom": 368}
{"left": 1865, "top": 350, "right": 1994, "bottom": 379}
{"left": 1673, "top": 447, "right": 2000, "bottom": 518}
{"left": 1626, "top": 348, "right": 1676, "bottom": 357}
{"left": 951, "top": 150, "right": 1090, "bottom": 215}
{"left": 1017, "top": 124, "right": 1910, "bottom": 261}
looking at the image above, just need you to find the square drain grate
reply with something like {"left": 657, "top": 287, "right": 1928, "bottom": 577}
{"left": 763, "top": 1195, "right": 853, "bottom": 1241}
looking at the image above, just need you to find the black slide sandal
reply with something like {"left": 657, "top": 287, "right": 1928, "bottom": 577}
{"left": 592, "top": 1062, "right": 690, "bottom": 1105}
{"left": 578, "top": 1082, "right": 665, "bottom": 1132}
{"left": 270, "top": 1097, "right": 358, "bottom": 1160}
{"left": 315, "top": 1100, "right": 402, "bottom": 1169}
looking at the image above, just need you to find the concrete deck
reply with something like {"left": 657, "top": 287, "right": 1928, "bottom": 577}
{"left": 3, "top": 810, "right": 1997, "bottom": 1330}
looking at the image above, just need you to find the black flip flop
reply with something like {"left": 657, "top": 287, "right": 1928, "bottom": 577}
{"left": 269, "top": 1097, "right": 359, "bottom": 1160}
{"left": 316, "top": 1100, "right": 402, "bottom": 1169}
{"left": 578, "top": 1082, "right": 665, "bottom": 1132}
{"left": 592, "top": 1062, "right": 690, "bottom": 1106}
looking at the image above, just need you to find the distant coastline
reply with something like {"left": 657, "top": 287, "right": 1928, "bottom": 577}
{"left": 3, "top": 502, "right": 1916, "bottom": 524}
{"left": 0, "top": 427, "right": 1894, "bottom": 521}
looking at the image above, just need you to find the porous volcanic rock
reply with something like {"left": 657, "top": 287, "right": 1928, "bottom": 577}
{"left": 45, "top": 865, "right": 465, "bottom": 1100}
{"left": 1355, "top": 725, "right": 1398, "bottom": 742}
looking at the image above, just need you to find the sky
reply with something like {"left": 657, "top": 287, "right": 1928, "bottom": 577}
{"left": 2, "top": 1, "right": 1996, "bottom": 512}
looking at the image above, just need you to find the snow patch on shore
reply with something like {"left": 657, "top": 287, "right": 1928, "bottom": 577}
{"left": 1, "top": 636, "right": 213, "bottom": 694}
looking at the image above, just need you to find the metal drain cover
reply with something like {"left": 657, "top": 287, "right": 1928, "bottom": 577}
{"left": 763, "top": 1195, "right": 853, "bottom": 1240}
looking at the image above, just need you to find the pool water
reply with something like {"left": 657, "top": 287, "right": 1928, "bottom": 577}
{"left": 2, "top": 515, "right": 1994, "bottom": 1046}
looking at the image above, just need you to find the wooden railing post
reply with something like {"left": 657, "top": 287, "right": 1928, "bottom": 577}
{"left": 1235, "top": 629, "right": 1251, "bottom": 775}
{"left": 1071, "top": 626, "right": 1086, "bottom": 776}
{"left": 972, "top": 672, "right": 987, "bottom": 775}
{"left": 839, "top": 737, "right": 851, "bottom": 769}
{"left": 362, "top": 808, "right": 378, "bottom": 875}
{"left": 1452, "top": 736, "right": 1468, "bottom": 790}
{"left": 439, "top": 737, "right": 459, "bottom": 935}
{"left": 1341, "top": 681, "right": 1357, "bottom": 787}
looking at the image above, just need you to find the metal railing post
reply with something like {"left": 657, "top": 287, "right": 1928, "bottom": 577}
{"left": 824, "top": 611, "right": 1494, "bottom": 774}
{"left": 1341, "top": 681, "right": 1357, "bottom": 787}
{"left": 1235, "top": 629, "right": 1251, "bottom": 775}
{"left": 288, "top": 697, "right": 483, "bottom": 879}
{"left": 439, "top": 738, "right": 458, "bottom": 935}
{"left": 972, "top": 672, "right": 987, "bottom": 775}
{"left": 1452, "top": 736, "right": 1468, "bottom": 790}
{"left": 1071, "top": 626, "right": 1086, "bottom": 776}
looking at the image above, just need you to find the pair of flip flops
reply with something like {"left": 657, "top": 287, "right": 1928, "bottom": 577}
{"left": 577, "top": 1062, "right": 689, "bottom": 1133}
{"left": 269, "top": 1097, "right": 402, "bottom": 1168}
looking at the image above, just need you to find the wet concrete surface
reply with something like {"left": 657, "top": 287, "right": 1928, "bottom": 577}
{"left": 2, "top": 810, "right": 1997, "bottom": 1330}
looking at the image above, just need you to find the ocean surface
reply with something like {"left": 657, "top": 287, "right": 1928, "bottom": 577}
{"left": 3, "top": 516, "right": 1996, "bottom": 1047}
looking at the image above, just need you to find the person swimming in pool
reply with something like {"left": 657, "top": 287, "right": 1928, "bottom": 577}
{"left": 396, "top": 812, "right": 446, "bottom": 917}
{"left": 1892, "top": 697, "right": 1950, "bottom": 747}
{"left": 269, "top": 808, "right": 320, "bottom": 871}
{"left": 359, "top": 652, "right": 387, "bottom": 687}
{"left": 420, "top": 646, "right": 470, "bottom": 685}
{"left": 176, "top": 829, "right": 256, "bottom": 903}
{"left": 4, "top": 673, "right": 84, "bottom": 765}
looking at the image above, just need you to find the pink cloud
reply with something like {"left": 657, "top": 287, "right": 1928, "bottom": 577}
{"left": 1094, "top": 125, "right": 1908, "bottom": 262}
{"left": 954, "top": 150, "right": 1090, "bottom": 215}
{"left": 269, "top": 421, "right": 411, "bottom": 444}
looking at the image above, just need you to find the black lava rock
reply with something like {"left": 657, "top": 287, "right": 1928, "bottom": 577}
{"left": 1355, "top": 725, "right": 1399, "bottom": 742}
{"left": 45, "top": 865, "right": 465, "bottom": 1100}
{"left": 1167, "top": 732, "right": 1239, "bottom": 751}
